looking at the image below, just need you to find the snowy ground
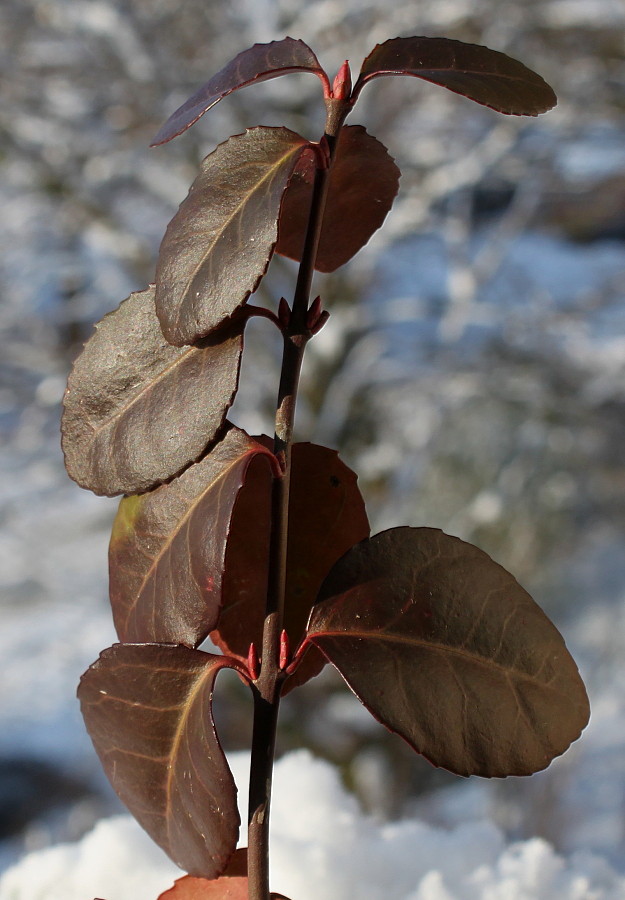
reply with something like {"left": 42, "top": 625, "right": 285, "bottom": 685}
{"left": 3, "top": 751, "right": 625, "bottom": 900}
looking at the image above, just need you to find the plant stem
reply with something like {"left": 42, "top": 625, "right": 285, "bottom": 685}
{"left": 246, "top": 101, "right": 349, "bottom": 900}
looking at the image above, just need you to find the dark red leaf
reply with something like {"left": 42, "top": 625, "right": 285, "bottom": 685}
{"left": 61, "top": 286, "right": 244, "bottom": 497}
{"left": 220, "top": 848, "right": 248, "bottom": 877}
{"left": 78, "top": 644, "right": 240, "bottom": 878}
{"left": 276, "top": 125, "right": 400, "bottom": 273}
{"left": 155, "top": 128, "right": 312, "bottom": 346}
{"left": 352, "top": 37, "right": 557, "bottom": 116}
{"left": 158, "top": 875, "right": 291, "bottom": 900}
{"left": 209, "top": 443, "right": 272, "bottom": 660}
{"left": 282, "top": 443, "right": 370, "bottom": 689}
{"left": 109, "top": 426, "right": 277, "bottom": 646}
{"left": 211, "top": 443, "right": 370, "bottom": 689}
{"left": 306, "top": 527, "right": 589, "bottom": 777}
{"left": 151, "top": 38, "right": 327, "bottom": 146}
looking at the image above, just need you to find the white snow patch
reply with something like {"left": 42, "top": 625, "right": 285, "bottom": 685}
{"left": 543, "top": 0, "right": 625, "bottom": 27}
{"left": 0, "top": 817, "right": 177, "bottom": 900}
{"left": 1, "top": 751, "right": 624, "bottom": 900}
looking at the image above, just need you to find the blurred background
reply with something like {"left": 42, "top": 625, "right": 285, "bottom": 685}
{"left": 2, "top": 0, "right": 625, "bottom": 878}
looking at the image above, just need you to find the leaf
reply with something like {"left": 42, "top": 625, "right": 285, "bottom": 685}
{"left": 352, "top": 37, "right": 557, "bottom": 116}
{"left": 151, "top": 37, "right": 326, "bottom": 146}
{"left": 78, "top": 643, "right": 240, "bottom": 878}
{"left": 61, "top": 286, "right": 244, "bottom": 497}
{"left": 220, "top": 848, "right": 248, "bottom": 877}
{"left": 155, "top": 128, "right": 313, "bottom": 346}
{"left": 275, "top": 125, "right": 400, "bottom": 273}
{"left": 282, "top": 444, "right": 370, "bottom": 687}
{"left": 212, "top": 443, "right": 369, "bottom": 690}
{"left": 109, "top": 425, "right": 277, "bottom": 645}
{"left": 305, "top": 527, "right": 589, "bottom": 778}
{"left": 158, "top": 875, "right": 291, "bottom": 900}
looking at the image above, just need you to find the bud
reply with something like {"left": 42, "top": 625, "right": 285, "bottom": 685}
{"left": 279, "top": 629, "right": 290, "bottom": 670}
{"left": 278, "top": 297, "right": 291, "bottom": 328}
{"left": 311, "top": 310, "right": 330, "bottom": 335}
{"left": 306, "top": 295, "right": 323, "bottom": 331}
{"left": 247, "top": 642, "right": 260, "bottom": 681}
{"left": 332, "top": 60, "right": 352, "bottom": 101}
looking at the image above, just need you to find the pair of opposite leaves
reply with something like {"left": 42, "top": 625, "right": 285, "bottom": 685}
{"left": 70, "top": 33, "right": 589, "bottom": 893}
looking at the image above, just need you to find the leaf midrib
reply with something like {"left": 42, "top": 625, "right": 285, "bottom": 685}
{"left": 164, "top": 660, "right": 221, "bottom": 849}
{"left": 123, "top": 445, "right": 260, "bottom": 632}
{"left": 89, "top": 342, "right": 199, "bottom": 438}
{"left": 365, "top": 68, "right": 538, "bottom": 82}
{"left": 309, "top": 627, "right": 566, "bottom": 693}
{"left": 175, "top": 131, "right": 308, "bottom": 317}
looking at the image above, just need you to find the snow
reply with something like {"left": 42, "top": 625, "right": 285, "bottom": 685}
{"left": 0, "top": 816, "right": 177, "bottom": 900}
{"left": 2, "top": 750, "right": 625, "bottom": 900}
{"left": 542, "top": 0, "right": 625, "bottom": 28}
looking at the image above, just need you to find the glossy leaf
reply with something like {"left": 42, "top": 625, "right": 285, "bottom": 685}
{"left": 109, "top": 425, "right": 277, "bottom": 645}
{"left": 61, "top": 286, "right": 244, "bottom": 497}
{"left": 306, "top": 527, "right": 589, "bottom": 778}
{"left": 158, "top": 875, "right": 291, "bottom": 900}
{"left": 151, "top": 37, "right": 326, "bottom": 146}
{"left": 352, "top": 37, "right": 557, "bottom": 116}
{"left": 212, "top": 443, "right": 370, "bottom": 688}
{"left": 218, "top": 848, "right": 248, "bottom": 877}
{"left": 78, "top": 643, "right": 240, "bottom": 878}
{"left": 276, "top": 125, "right": 400, "bottom": 272}
{"left": 155, "top": 127, "right": 312, "bottom": 346}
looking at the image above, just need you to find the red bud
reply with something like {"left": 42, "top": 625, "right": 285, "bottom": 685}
{"left": 279, "top": 629, "right": 290, "bottom": 670}
{"left": 247, "top": 642, "right": 260, "bottom": 681}
{"left": 332, "top": 60, "right": 352, "bottom": 100}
